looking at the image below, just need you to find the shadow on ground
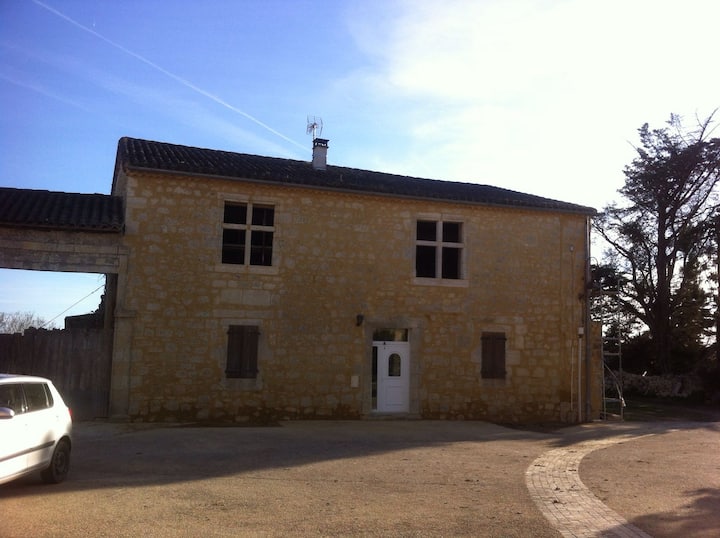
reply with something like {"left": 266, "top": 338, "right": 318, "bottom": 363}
{"left": 622, "top": 396, "right": 720, "bottom": 422}
{"left": 1, "top": 400, "right": 717, "bottom": 497}
{"left": 629, "top": 487, "right": 720, "bottom": 538}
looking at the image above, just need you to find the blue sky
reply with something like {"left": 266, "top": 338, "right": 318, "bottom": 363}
{"left": 1, "top": 0, "right": 719, "bottom": 326}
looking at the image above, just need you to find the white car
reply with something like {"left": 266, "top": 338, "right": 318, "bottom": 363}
{"left": 0, "top": 374, "right": 73, "bottom": 485}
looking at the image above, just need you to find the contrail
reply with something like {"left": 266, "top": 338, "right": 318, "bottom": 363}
{"left": 0, "top": 73, "right": 90, "bottom": 112}
{"left": 31, "top": 0, "right": 309, "bottom": 153}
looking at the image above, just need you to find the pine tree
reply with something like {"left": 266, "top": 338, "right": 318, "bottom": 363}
{"left": 594, "top": 112, "right": 720, "bottom": 374}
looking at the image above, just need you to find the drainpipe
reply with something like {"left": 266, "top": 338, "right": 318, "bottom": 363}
{"left": 584, "top": 215, "right": 593, "bottom": 422}
{"left": 578, "top": 327, "right": 583, "bottom": 423}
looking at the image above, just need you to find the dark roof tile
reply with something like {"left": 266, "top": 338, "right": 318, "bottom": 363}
{"left": 118, "top": 137, "right": 595, "bottom": 215}
{"left": 0, "top": 187, "right": 123, "bottom": 232}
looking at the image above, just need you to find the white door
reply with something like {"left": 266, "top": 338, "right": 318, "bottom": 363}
{"left": 375, "top": 341, "right": 410, "bottom": 413}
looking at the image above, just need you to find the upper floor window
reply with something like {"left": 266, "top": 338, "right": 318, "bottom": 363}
{"left": 415, "top": 220, "right": 463, "bottom": 279}
{"left": 222, "top": 202, "right": 274, "bottom": 266}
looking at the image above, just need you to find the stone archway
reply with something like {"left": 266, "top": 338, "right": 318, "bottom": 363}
{"left": 0, "top": 187, "right": 127, "bottom": 418}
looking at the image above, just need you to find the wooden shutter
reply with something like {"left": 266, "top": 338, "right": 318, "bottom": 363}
{"left": 226, "top": 325, "right": 259, "bottom": 378}
{"left": 481, "top": 332, "right": 506, "bottom": 379}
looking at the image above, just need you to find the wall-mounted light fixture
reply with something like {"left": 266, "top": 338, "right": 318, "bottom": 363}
{"left": 356, "top": 314, "right": 364, "bottom": 326}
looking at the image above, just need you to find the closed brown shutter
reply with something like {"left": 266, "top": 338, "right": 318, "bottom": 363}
{"left": 226, "top": 325, "right": 259, "bottom": 378}
{"left": 481, "top": 332, "right": 506, "bottom": 379}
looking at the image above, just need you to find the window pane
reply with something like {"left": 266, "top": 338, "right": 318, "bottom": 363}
{"left": 250, "top": 231, "right": 273, "bottom": 266}
{"left": 416, "top": 220, "right": 437, "bottom": 241}
{"left": 0, "top": 384, "right": 24, "bottom": 413}
{"left": 251, "top": 205, "right": 274, "bottom": 226}
{"left": 416, "top": 245, "right": 436, "bottom": 277}
{"left": 223, "top": 228, "right": 245, "bottom": 245}
{"left": 441, "top": 247, "right": 461, "bottom": 279}
{"left": 373, "top": 329, "right": 409, "bottom": 342}
{"left": 443, "top": 222, "right": 461, "bottom": 243}
{"left": 24, "top": 383, "right": 49, "bottom": 411}
{"left": 224, "top": 203, "right": 247, "bottom": 224}
{"left": 43, "top": 385, "right": 54, "bottom": 407}
{"left": 222, "top": 229, "right": 245, "bottom": 264}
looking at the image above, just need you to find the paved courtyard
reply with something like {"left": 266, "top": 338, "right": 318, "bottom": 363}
{"left": 1, "top": 418, "right": 718, "bottom": 537}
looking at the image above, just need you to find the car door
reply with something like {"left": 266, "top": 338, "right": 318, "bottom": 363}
{"left": 22, "top": 383, "right": 57, "bottom": 471}
{"left": 0, "top": 383, "right": 29, "bottom": 482}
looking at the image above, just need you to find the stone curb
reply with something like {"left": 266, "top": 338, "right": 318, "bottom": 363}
{"left": 526, "top": 435, "right": 655, "bottom": 537}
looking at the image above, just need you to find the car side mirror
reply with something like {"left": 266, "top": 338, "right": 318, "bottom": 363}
{"left": 0, "top": 407, "right": 16, "bottom": 419}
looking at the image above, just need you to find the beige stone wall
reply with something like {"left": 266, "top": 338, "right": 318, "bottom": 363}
{"left": 0, "top": 227, "right": 125, "bottom": 273}
{"left": 113, "top": 170, "right": 592, "bottom": 423}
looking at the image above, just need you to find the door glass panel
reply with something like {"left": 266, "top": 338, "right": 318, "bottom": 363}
{"left": 388, "top": 353, "right": 401, "bottom": 376}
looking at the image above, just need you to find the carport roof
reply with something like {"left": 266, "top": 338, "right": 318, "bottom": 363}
{"left": 0, "top": 187, "right": 123, "bottom": 232}
{"left": 117, "top": 137, "right": 596, "bottom": 215}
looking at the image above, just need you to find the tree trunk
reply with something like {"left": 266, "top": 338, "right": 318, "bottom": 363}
{"left": 716, "top": 215, "right": 720, "bottom": 364}
{"left": 655, "top": 208, "right": 672, "bottom": 374}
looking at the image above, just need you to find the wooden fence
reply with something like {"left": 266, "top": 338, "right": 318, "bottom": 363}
{"left": 0, "top": 327, "right": 112, "bottom": 420}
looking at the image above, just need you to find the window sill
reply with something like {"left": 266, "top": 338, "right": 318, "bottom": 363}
{"left": 479, "top": 377, "right": 507, "bottom": 387}
{"left": 223, "top": 377, "right": 262, "bottom": 391}
{"left": 412, "top": 277, "right": 469, "bottom": 288}
{"left": 214, "top": 263, "right": 279, "bottom": 275}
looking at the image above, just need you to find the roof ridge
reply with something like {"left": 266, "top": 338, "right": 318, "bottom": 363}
{"left": 116, "top": 137, "right": 596, "bottom": 215}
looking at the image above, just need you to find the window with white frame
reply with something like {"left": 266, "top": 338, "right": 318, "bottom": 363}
{"left": 415, "top": 220, "right": 463, "bottom": 279}
{"left": 222, "top": 202, "right": 274, "bottom": 266}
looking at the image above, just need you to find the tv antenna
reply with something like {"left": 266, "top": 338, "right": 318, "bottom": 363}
{"left": 306, "top": 116, "right": 323, "bottom": 139}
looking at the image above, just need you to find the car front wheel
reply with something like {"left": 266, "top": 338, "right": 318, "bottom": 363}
{"left": 41, "top": 439, "right": 71, "bottom": 484}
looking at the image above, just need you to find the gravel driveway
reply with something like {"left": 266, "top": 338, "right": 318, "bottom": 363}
{"left": 1, "top": 418, "right": 718, "bottom": 537}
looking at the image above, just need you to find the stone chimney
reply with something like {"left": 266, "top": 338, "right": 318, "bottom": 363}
{"left": 312, "top": 138, "right": 329, "bottom": 170}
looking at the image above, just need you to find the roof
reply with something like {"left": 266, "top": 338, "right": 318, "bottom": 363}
{"left": 117, "top": 137, "right": 596, "bottom": 215}
{"left": 0, "top": 187, "right": 123, "bottom": 232}
{"left": 0, "top": 373, "right": 52, "bottom": 383}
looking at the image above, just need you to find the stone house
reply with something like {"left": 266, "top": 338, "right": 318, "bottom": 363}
{"left": 108, "top": 137, "right": 597, "bottom": 423}
{"left": 1, "top": 136, "right": 599, "bottom": 423}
